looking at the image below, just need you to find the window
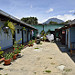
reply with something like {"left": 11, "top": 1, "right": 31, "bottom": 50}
{"left": 17, "top": 29, "right": 20, "bottom": 34}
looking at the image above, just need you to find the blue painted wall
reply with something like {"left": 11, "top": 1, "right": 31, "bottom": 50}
{"left": 66, "top": 27, "right": 75, "bottom": 49}
{"left": 15, "top": 25, "right": 22, "bottom": 44}
{"left": 23, "top": 30, "right": 27, "bottom": 43}
{"left": 70, "top": 27, "right": 75, "bottom": 42}
{"left": 0, "top": 20, "right": 13, "bottom": 50}
{"left": 32, "top": 24, "right": 64, "bottom": 34}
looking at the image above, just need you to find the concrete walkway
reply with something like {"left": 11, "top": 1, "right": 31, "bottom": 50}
{"left": 0, "top": 42, "right": 75, "bottom": 75}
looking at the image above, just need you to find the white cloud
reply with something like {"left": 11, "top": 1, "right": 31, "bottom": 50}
{"left": 69, "top": 10, "right": 75, "bottom": 13}
{"left": 53, "top": 14, "right": 75, "bottom": 21}
{"left": 39, "top": 14, "right": 75, "bottom": 23}
{"left": 46, "top": 8, "right": 53, "bottom": 13}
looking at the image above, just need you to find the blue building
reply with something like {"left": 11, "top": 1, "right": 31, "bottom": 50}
{"left": 0, "top": 10, "right": 37, "bottom": 50}
{"left": 55, "top": 20, "right": 75, "bottom": 49}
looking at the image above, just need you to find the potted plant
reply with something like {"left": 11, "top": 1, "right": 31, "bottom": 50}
{"left": 28, "top": 40, "right": 33, "bottom": 47}
{"left": 0, "top": 47, "right": 4, "bottom": 62}
{"left": 43, "top": 36, "right": 46, "bottom": 42}
{"left": 18, "top": 44, "right": 24, "bottom": 51}
{"left": 13, "top": 38, "right": 22, "bottom": 60}
{"left": 4, "top": 52, "right": 12, "bottom": 65}
{"left": 0, "top": 47, "right": 4, "bottom": 58}
{"left": 13, "top": 48, "right": 20, "bottom": 60}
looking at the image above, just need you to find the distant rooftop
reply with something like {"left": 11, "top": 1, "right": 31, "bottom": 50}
{"left": 68, "top": 19, "right": 75, "bottom": 25}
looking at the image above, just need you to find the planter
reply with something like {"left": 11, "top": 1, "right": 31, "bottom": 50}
{"left": 4, "top": 59, "right": 11, "bottom": 65}
{"left": 28, "top": 44, "right": 33, "bottom": 47}
{"left": 31, "top": 44, "right": 33, "bottom": 46}
{"left": 13, "top": 54, "right": 17, "bottom": 60}
{"left": 0, "top": 58, "right": 4, "bottom": 62}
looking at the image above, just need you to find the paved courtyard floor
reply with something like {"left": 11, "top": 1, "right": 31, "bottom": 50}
{"left": 0, "top": 42, "right": 75, "bottom": 75}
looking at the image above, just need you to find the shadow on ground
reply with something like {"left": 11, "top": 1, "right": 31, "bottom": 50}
{"left": 55, "top": 41, "right": 75, "bottom": 63}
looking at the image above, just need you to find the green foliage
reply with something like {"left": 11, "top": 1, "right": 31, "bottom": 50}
{"left": 18, "top": 44, "right": 24, "bottom": 50}
{"left": 46, "top": 29, "right": 51, "bottom": 35}
{"left": 13, "top": 48, "right": 21, "bottom": 54}
{"left": 43, "top": 36, "right": 46, "bottom": 41}
{"left": 0, "top": 47, "right": 4, "bottom": 57}
{"left": 32, "top": 40, "right": 35, "bottom": 43}
{"left": 40, "top": 30, "right": 45, "bottom": 36}
{"left": 34, "top": 48, "right": 39, "bottom": 49}
{"left": 0, "top": 21, "right": 16, "bottom": 38}
{"left": 28, "top": 40, "right": 34, "bottom": 45}
{"left": 49, "top": 21, "right": 58, "bottom": 24}
{"left": 8, "top": 21, "right": 15, "bottom": 37}
{"left": 13, "top": 38, "right": 22, "bottom": 54}
{"left": 21, "top": 17, "right": 38, "bottom": 25}
{"left": 45, "top": 70, "right": 51, "bottom": 73}
{"left": 22, "top": 27, "right": 26, "bottom": 31}
{"left": 4, "top": 52, "right": 12, "bottom": 60}
{"left": 13, "top": 38, "right": 22, "bottom": 48}
{"left": 0, "top": 46, "right": 1, "bottom": 50}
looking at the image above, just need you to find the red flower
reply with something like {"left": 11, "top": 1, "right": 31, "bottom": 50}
{"left": 14, "top": 48, "right": 15, "bottom": 49}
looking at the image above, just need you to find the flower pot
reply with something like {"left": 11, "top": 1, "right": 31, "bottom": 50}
{"left": 28, "top": 45, "right": 31, "bottom": 47}
{"left": 28, "top": 44, "right": 33, "bottom": 47}
{"left": 4, "top": 59, "right": 11, "bottom": 65}
{"left": 30, "top": 44, "right": 33, "bottom": 46}
{"left": 13, "top": 54, "right": 17, "bottom": 60}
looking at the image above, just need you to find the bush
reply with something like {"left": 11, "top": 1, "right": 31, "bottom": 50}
{"left": 43, "top": 36, "right": 46, "bottom": 41}
{"left": 40, "top": 30, "right": 45, "bottom": 36}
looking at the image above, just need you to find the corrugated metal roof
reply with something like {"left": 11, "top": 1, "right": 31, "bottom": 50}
{"left": 0, "top": 9, "right": 37, "bottom": 30}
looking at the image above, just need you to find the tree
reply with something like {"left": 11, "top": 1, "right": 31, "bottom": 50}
{"left": 46, "top": 29, "right": 51, "bottom": 35}
{"left": 49, "top": 21, "right": 58, "bottom": 24}
{"left": 40, "top": 30, "right": 45, "bottom": 36}
{"left": 21, "top": 17, "right": 38, "bottom": 25}
{"left": 65, "top": 20, "right": 71, "bottom": 24}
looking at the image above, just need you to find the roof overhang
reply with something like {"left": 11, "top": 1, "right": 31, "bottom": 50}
{"left": 0, "top": 10, "right": 38, "bottom": 31}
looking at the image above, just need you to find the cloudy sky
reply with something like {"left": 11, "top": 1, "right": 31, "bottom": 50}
{"left": 0, "top": 0, "right": 75, "bottom": 23}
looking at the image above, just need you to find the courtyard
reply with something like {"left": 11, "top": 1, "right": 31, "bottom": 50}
{"left": 0, "top": 42, "right": 75, "bottom": 75}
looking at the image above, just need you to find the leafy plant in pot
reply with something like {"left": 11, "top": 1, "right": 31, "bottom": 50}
{"left": 43, "top": 36, "right": 46, "bottom": 42}
{"left": 28, "top": 40, "right": 34, "bottom": 47}
{"left": 18, "top": 44, "right": 24, "bottom": 51}
{"left": 4, "top": 52, "right": 12, "bottom": 65}
{"left": 13, "top": 38, "right": 22, "bottom": 59}
{"left": 13, "top": 48, "right": 21, "bottom": 60}
{"left": 0, "top": 21, "right": 16, "bottom": 38}
{"left": 0, "top": 47, "right": 4, "bottom": 58}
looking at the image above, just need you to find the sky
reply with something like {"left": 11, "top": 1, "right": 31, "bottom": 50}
{"left": 0, "top": 0, "right": 75, "bottom": 23}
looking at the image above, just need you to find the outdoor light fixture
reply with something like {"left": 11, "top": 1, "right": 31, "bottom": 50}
{"left": 2, "top": 26, "right": 9, "bottom": 33}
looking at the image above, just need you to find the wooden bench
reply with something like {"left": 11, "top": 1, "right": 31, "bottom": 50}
{"left": 70, "top": 42, "right": 75, "bottom": 56}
